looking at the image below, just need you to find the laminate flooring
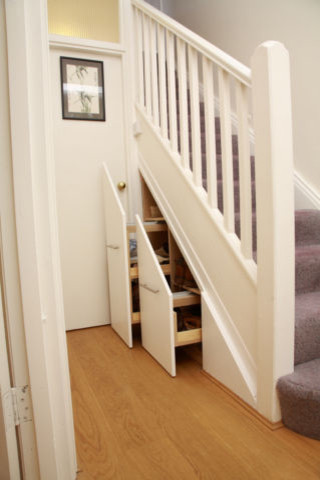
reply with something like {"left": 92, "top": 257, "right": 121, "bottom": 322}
{"left": 67, "top": 326, "right": 320, "bottom": 480}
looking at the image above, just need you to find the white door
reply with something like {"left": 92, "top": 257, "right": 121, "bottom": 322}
{"left": 51, "top": 49, "right": 129, "bottom": 330}
{"left": 136, "top": 215, "right": 176, "bottom": 376}
{"left": 0, "top": 282, "right": 21, "bottom": 480}
{"left": 102, "top": 164, "right": 132, "bottom": 347}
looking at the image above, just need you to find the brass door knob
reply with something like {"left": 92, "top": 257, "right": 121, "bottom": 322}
{"left": 117, "top": 181, "right": 126, "bottom": 191}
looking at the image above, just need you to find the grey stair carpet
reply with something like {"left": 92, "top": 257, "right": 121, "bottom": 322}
{"left": 173, "top": 85, "right": 320, "bottom": 438}
{"left": 178, "top": 99, "right": 320, "bottom": 439}
{"left": 277, "top": 359, "right": 320, "bottom": 440}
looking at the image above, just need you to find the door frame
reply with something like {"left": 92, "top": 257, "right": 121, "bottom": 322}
{"left": 5, "top": 0, "right": 77, "bottom": 478}
{"left": 4, "top": 0, "right": 135, "bottom": 476}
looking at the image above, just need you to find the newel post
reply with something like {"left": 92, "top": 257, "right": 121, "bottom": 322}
{"left": 251, "top": 42, "right": 295, "bottom": 422}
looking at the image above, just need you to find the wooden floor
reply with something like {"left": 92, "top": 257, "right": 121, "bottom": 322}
{"left": 67, "top": 326, "right": 320, "bottom": 480}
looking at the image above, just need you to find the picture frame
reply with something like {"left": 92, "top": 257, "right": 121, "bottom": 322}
{"left": 60, "top": 56, "right": 106, "bottom": 121}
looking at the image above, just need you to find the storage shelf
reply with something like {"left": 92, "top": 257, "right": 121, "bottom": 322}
{"left": 130, "top": 263, "right": 171, "bottom": 280}
{"left": 127, "top": 222, "right": 167, "bottom": 234}
{"left": 175, "top": 327, "right": 202, "bottom": 347}
{"left": 173, "top": 291, "right": 201, "bottom": 308}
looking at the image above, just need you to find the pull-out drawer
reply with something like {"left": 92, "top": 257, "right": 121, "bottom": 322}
{"left": 102, "top": 164, "right": 132, "bottom": 348}
{"left": 136, "top": 215, "right": 202, "bottom": 377}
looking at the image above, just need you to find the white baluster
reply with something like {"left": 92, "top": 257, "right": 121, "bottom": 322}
{"left": 177, "top": 38, "right": 189, "bottom": 169}
{"left": 150, "top": 19, "right": 159, "bottom": 128}
{"left": 166, "top": 30, "right": 178, "bottom": 153}
{"left": 218, "top": 67, "right": 234, "bottom": 232}
{"left": 236, "top": 81, "right": 252, "bottom": 259}
{"left": 142, "top": 14, "right": 151, "bottom": 116}
{"left": 134, "top": 8, "right": 144, "bottom": 106}
{"left": 202, "top": 56, "right": 217, "bottom": 208}
{"left": 157, "top": 24, "right": 168, "bottom": 140}
{"left": 188, "top": 45, "right": 202, "bottom": 186}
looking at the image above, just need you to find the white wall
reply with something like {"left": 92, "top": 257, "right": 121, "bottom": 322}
{"left": 163, "top": 0, "right": 320, "bottom": 203}
{"left": 51, "top": 48, "right": 129, "bottom": 330}
{"left": 145, "top": 0, "right": 173, "bottom": 15}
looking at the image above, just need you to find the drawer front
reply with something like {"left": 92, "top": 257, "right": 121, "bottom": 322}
{"left": 136, "top": 215, "right": 176, "bottom": 376}
{"left": 102, "top": 164, "right": 132, "bottom": 347}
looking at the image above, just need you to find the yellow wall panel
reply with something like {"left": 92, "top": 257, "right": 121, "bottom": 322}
{"left": 48, "top": 0, "right": 119, "bottom": 43}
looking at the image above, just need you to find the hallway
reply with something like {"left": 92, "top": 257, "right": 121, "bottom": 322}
{"left": 67, "top": 326, "right": 320, "bottom": 479}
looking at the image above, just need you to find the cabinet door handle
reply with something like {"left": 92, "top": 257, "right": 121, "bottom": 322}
{"left": 140, "top": 283, "right": 159, "bottom": 294}
{"left": 106, "top": 244, "right": 120, "bottom": 250}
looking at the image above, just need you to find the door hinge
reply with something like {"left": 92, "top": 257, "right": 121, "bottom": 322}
{"left": 2, "top": 385, "right": 32, "bottom": 432}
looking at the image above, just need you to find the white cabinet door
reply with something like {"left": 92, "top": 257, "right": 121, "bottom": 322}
{"left": 102, "top": 164, "right": 132, "bottom": 348}
{"left": 136, "top": 215, "right": 176, "bottom": 376}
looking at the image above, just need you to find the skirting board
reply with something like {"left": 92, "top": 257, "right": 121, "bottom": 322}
{"left": 294, "top": 171, "right": 320, "bottom": 210}
{"left": 201, "top": 370, "right": 283, "bottom": 431}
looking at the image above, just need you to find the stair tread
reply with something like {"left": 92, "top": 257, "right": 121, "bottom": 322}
{"left": 295, "top": 291, "right": 320, "bottom": 320}
{"left": 295, "top": 209, "right": 320, "bottom": 246}
{"left": 295, "top": 243, "right": 320, "bottom": 254}
{"left": 278, "top": 358, "right": 320, "bottom": 390}
{"left": 295, "top": 244, "right": 320, "bottom": 295}
{"left": 294, "top": 291, "right": 320, "bottom": 365}
{"left": 277, "top": 358, "right": 320, "bottom": 440}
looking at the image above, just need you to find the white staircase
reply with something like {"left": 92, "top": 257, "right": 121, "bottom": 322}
{"left": 129, "top": 0, "right": 295, "bottom": 423}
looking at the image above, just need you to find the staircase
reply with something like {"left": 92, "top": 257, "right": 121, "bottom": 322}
{"left": 200, "top": 110, "right": 320, "bottom": 440}
{"left": 277, "top": 210, "right": 320, "bottom": 440}
{"left": 130, "top": 0, "right": 319, "bottom": 438}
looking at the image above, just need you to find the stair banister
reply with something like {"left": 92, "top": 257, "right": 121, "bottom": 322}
{"left": 202, "top": 56, "right": 217, "bottom": 209}
{"left": 167, "top": 30, "right": 178, "bottom": 153}
{"left": 131, "top": 0, "right": 251, "bottom": 87}
{"left": 252, "top": 41, "right": 295, "bottom": 421}
{"left": 177, "top": 37, "right": 189, "bottom": 169}
{"left": 132, "top": 0, "right": 295, "bottom": 423}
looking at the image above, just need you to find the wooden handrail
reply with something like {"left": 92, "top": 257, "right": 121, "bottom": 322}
{"left": 132, "top": 0, "right": 252, "bottom": 86}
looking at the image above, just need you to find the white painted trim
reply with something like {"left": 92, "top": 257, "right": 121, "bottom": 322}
{"left": 294, "top": 171, "right": 320, "bottom": 210}
{"left": 119, "top": 0, "right": 139, "bottom": 222}
{"left": 252, "top": 42, "right": 295, "bottom": 422}
{"left": 49, "top": 34, "right": 125, "bottom": 55}
{"left": 5, "top": 0, "right": 77, "bottom": 478}
{"left": 137, "top": 103, "right": 257, "bottom": 285}
{"left": 0, "top": 2, "right": 40, "bottom": 476}
{"left": 202, "top": 292, "right": 257, "bottom": 406}
{"left": 139, "top": 151, "right": 257, "bottom": 406}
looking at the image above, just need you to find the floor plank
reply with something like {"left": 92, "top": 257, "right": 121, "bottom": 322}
{"left": 67, "top": 326, "right": 320, "bottom": 480}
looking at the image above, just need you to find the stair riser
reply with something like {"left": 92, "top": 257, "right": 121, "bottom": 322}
{"left": 295, "top": 210, "right": 320, "bottom": 246}
{"left": 295, "top": 319, "right": 320, "bottom": 365}
{"left": 295, "top": 251, "right": 320, "bottom": 295}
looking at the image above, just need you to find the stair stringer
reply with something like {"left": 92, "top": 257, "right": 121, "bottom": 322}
{"left": 136, "top": 106, "right": 258, "bottom": 407}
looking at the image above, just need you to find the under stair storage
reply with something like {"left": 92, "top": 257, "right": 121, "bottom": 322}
{"left": 104, "top": 0, "right": 320, "bottom": 439}
{"left": 102, "top": 164, "right": 170, "bottom": 348}
{"left": 103, "top": 164, "right": 202, "bottom": 375}
{"left": 136, "top": 213, "right": 202, "bottom": 377}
